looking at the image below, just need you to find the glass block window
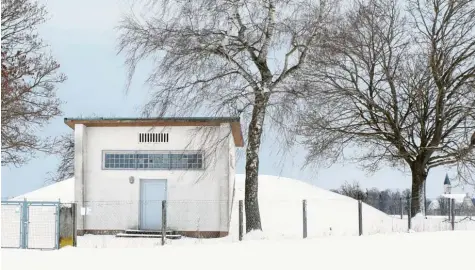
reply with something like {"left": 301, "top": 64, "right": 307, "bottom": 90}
{"left": 103, "top": 151, "right": 204, "bottom": 170}
{"left": 170, "top": 153, "right": 203, "bottom": 169}
{"left": 104, "top": 153, "right": 136, "bottom": 169}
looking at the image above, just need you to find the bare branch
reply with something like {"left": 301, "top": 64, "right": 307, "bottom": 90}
{"left": 298, "top": 0, "right": 475, "bottom": 215}
{"left": 1, "top": 0, "right": 67, "bottom": 167}
{"left": 117, "top": 0, "right": 340, "bottom": 232}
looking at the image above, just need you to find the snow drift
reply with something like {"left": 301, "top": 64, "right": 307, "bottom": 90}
{"left": 9, "top": 174, "right": 472, "bottom": 242}
{"left": 9, "top": 178, "right": 74, "bottom": 203}
{"left": 230, "top": 175, "right": 404, "bottom": 239}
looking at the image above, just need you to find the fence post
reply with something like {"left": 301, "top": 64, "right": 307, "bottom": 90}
{"left": 239, "top": 200, "right": 243, "bottom": 241}
{"left": 72, "top": 203, "right": 77, "bottom": 247}
{"left": 56, "top": 200, "right": 61, "bottom": 249}
{"left": 407, "top": 196, "right": 411, "bottom": 231}
{"left": 451, "top": 198, "right": 455, "bottom": 231}
{"left": 358, "top": 200, "right": 363, "bottom": 236}
{"left": 21, "top": 198, "right": 28, "bottom": 249}
{"left": 400, "top": 197, "right": 403, "bottom": 219}
{"left": 447, "top": 198, "right": 451, "bottom": 221}
{"left": 161, "top": 200, "right": 167, "bottom": 246}
{"left": 303, "top": 200, "right": 308, "bottom": 239}
{"left": 19, "top": 200, "right": 24, "bottom": 249}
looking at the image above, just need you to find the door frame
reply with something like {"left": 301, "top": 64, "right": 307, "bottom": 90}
{"left": 139, "top": 178, "right": 168, "bottom": 230}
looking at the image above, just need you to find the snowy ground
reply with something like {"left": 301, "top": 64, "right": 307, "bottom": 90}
{"left": 69, "top": 175, "right": 474, "bottom": 248}
{"left": 3, "top": 175, "right": 475, "bottom": 269}
{"left": 6, "top": 174, "right": 475, "bottom": 248}
{"left": 3, "top": 231, "right": 475, "bottom": 270}
{"left": 229, "top": 175, "right": 475, "bottom": 238}
{"left": 72, "top": 215, "right": 475, "bottom": 248}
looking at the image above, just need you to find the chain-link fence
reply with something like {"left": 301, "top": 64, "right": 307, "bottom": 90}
{"left": 72, "top": 196, "right": 474, "bottom": 246}
{"left": 4, "top": 195, "right": 474, "bottom": 248}
{"left": 72, "top": 200, "right": 233, "bottom": 247}
{"left": 79, "top": 200, "right": 231, "bottom": 237}
{"left": 233, "top": 195, "right": 475, "bottom": 240}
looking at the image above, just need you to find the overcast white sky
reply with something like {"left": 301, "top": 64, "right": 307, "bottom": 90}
{"left": 1, "top": 0, "right": 468, "bottom": 199}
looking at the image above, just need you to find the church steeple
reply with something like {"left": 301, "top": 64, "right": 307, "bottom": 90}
{"left": 444, "top": 173, "right": 451, "bottom": 185}
{"left": 443, "top": 173, "right": 451, "bottom": 194}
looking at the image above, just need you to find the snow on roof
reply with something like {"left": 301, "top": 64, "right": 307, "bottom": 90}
{"left": 441, "top": 193, "right": 467, "bottom": 203}
{"left": 9, "top": 178, "right": 74, "bottom": 203}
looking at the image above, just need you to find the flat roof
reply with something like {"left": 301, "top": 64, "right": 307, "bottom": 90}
{"left": 64, "top": 117, "right": 244, "bottom": 147}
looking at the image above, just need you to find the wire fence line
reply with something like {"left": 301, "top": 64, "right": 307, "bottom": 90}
{"left": 235, "top": 196, "right": 475, "bottom": 240}
{"left": 2, "top": 196, "right": 474, "bottom": 248}
{"left": 79, "top": 200, "right": 231, "bottom": 237}
{"left": 63, "top": 196, "right": 475, "bottom": 239}
{"left": 363, "top": 194, "right": 475, "bottom": 217}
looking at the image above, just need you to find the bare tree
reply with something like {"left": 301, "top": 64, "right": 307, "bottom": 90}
{"left": 298, "top": 0, "right": 475, "bottom": 216}
{"left": 1, "top": 0, "right": 66, "bottom": 166}
{"left": 47, "top": 134, "right": 74, "bottom": 183}
{"left": 332, "top": 181, "right": 367, "bottom": 200}
{"left": 117, "top": 0, "right": 337, "bottom": 232}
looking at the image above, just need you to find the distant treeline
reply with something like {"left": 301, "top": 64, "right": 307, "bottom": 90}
{"left": 331, "top": 182, "right": 475, "bottom": 216}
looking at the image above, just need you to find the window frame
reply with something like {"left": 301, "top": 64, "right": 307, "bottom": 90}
{"left": 101, "top": 150, "right": 205, "bottom": 171}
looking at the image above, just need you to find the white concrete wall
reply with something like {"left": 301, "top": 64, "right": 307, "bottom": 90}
{"left": 74, "top": 124, "right": 87, "bottom": 231}
{"left": 77, "top": 125, "right": 234, "bottom": 233}
{"left": 228, "top": 128, "right": 237, "bottom": 228}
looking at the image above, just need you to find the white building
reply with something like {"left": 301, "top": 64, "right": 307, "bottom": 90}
{"left": 66, "top": 117, "right": 243, "bottom": 238}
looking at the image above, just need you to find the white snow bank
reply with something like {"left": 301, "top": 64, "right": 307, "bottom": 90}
{"left": 7, "top": 174, "right": 474, "bottom": 242}
{"left": 9, "top": 178, "right": 74, "bottom": 203}
{"left": 229, "top": 174, "right": 405, "bottom": 238}
{"left": 2, "top": 231, "right": 474, "bottom": 270}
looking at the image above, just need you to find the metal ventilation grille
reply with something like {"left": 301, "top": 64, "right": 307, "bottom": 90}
{"left": 138, "top": 133, "right": 169, "bottom": 143}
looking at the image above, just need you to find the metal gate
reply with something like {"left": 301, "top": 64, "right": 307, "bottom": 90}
{"left": 1, "top": 200, "right": 60, "bottom": 249}
{"left": 1, "top": 201, "right": 23, "bottom": 248}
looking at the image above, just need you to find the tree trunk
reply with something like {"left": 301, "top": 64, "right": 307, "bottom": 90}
{"left": 244, "top": 93, "right": 267, "bottom": 233}
{"left": 410, "top": 164, "right": 428, "bottom": 217}
{"left": 421, "top": 180, "right": 426, "bottom": 216}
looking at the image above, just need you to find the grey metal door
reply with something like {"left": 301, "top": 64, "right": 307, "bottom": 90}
{"left": 140, "top": 179, "right": 167, "bottom": 230}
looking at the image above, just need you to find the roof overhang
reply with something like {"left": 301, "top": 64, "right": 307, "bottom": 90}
{"left": 64, "top": 117, "right": 244, "bottom": 147}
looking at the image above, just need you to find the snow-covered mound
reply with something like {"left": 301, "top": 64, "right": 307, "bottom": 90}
{"left": 230, "top": 174, "right": 404, "bottom": 239}
{"left": 10, "top": 178, "right": 74, "bottom": 203}
{"left": 11, "top": 174, "right": 468, "bottom": 241}
{"left": 235, "top": 174, "right": 357, "bottom": 200}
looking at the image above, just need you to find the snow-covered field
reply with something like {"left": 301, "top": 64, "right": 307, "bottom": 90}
{"left": 2, "top": 174, "right": 475, "bottom": 269}
{"left": 5, "top": 174, "right": 475, "bottom": 248}
{"left": 3, "top": 231, "right": 475, "bottom": 270}
{"left": 73, "top": 175, "right": 475, "bottom": 248}
{"left": 229, "top": 175, "right": 475, "bottom": 238}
